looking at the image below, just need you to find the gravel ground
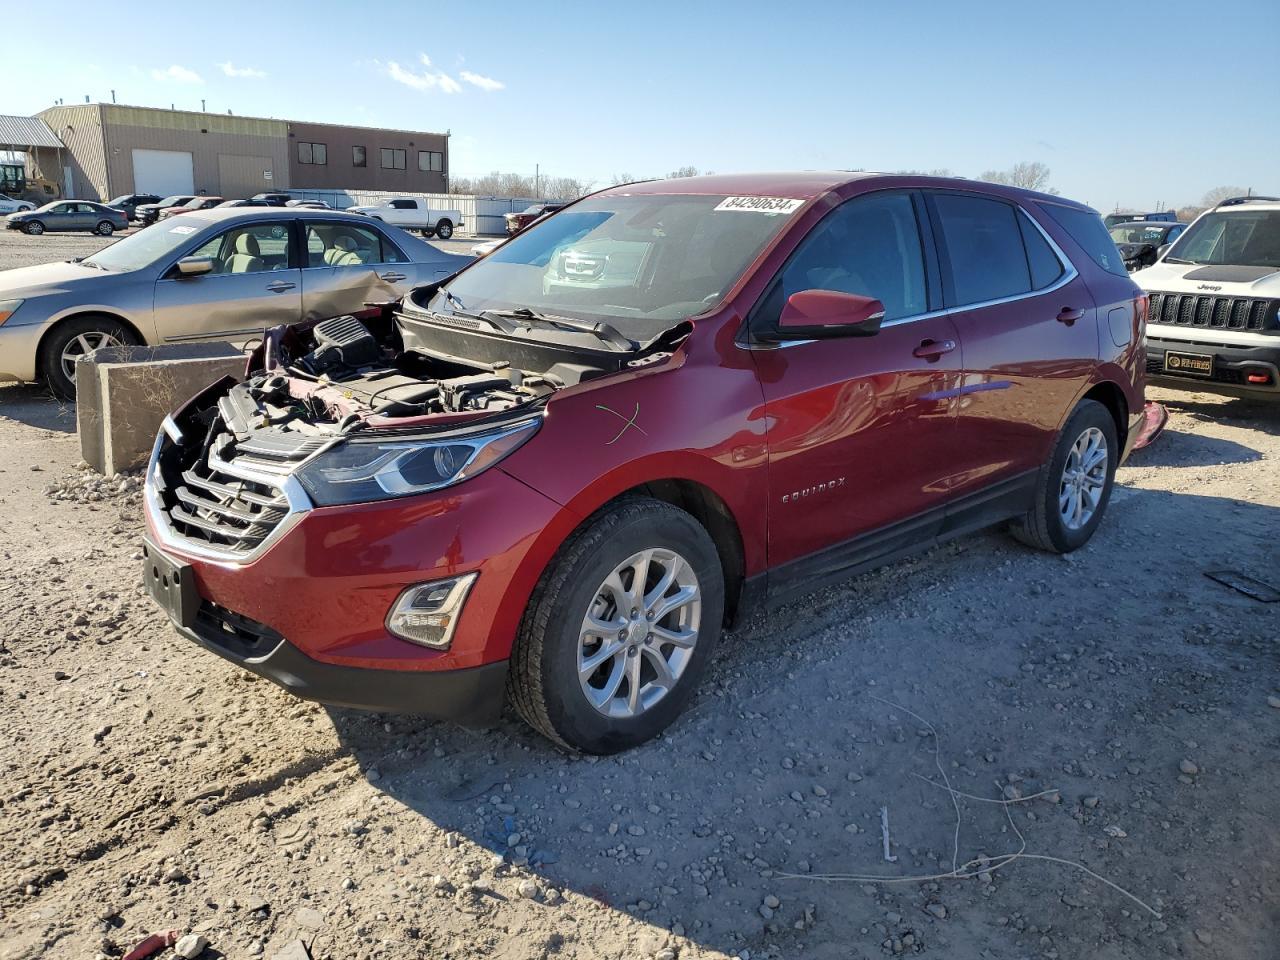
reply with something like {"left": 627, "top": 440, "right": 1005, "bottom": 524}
{"left": 0, "top": 234, "right": 1277, "bottom": 959}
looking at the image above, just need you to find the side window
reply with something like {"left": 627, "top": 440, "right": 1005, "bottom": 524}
{"left": 1017, "top": 210, "right": 1065, "bottom": 290}
{"left": 754, "top": 192, "right": 928, "bottom": 330}
{"left": 1039, "top": 202, "right": 1128, "bottom": 277}
{"left": 932, "top": 194, "right": 1031, "bottom": 305}
{"left": 185, "top": 222, "right": 293, "bottom": 275}
{"left": 305, "top": 223, "right": 402, "bottom": 267}
{"left": 390, "top": 199, "right": 414, "bottom": 210}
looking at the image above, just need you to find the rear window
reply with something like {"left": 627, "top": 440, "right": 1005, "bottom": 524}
{"left": 1018, "top": 210, "right": 1065, "bottom": 289}
{"left": 1040, "top": 203, "right": 1127, "bottom": 277}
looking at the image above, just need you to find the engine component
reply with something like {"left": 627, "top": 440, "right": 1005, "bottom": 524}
{"left": 302, "top": 315, "right": 380, "bottom": 373}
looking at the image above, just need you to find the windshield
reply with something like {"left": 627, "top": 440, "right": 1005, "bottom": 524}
{"left": 1167, "top": 210, "right": 1280, "bottom": 267}
{"left": 84, "top": 220, "right": 206, "bottom": 272}
{"left": 432, "top": 193, "right": 798, "bottom": 341}
{"left": 1109, "top": 224, "right": 1170, "bottom": 244}
{"left": 107, "top": 195, "right": 132, "bottom": 205}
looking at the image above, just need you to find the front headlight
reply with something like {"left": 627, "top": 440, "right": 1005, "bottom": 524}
{"left": 0, "top": 300, "right": 25, "bottom": 327}
{"left": 296, "top": 417, "right": 540, "bottom": 506}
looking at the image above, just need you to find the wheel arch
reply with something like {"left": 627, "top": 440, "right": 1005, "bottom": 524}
{"left": 35, "top": 311, "right": 147, "bottom": 378}
{"left": 1079, "top": 379, "right": 1129, "bottom": 448}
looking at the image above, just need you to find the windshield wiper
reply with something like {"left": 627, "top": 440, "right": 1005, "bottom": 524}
{"left": 76, "top": 259, "right": 108, "bottom": 271}
{"left": 483, "top": 308, "right": 635, "bottom": 351}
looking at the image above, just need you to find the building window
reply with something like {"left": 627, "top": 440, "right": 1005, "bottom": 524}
{"left": 418, "top": 150, "right": 444, "bottom": 173}
{"left": 298, "top": 142, "right": 327, "bottom": 165}
{"left": 380, "top": 148, "right": 406, "bottom": 170}
{"left": 352, "top": 145, "right": 366, "bottom": 168}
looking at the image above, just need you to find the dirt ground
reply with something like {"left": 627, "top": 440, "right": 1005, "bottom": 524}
{"left": 0, "top": 228, "right": 1277, "bottom": 959}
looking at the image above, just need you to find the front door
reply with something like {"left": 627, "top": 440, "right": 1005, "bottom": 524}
{"left": 748, "top": 191, "right": 963, "bottom": 571}
{"left": 924, "top": 191, "right": 1098, "bottom": 497}
{"left": 299, "top": 220, "right": 420, "bottom": 321}
{"left": 152, "top": 219, "right": 301, "bottom": 344}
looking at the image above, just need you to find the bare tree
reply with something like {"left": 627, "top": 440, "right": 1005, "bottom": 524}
{"left": 978, "top": 161, "right": 1056, "bottom": 194}
{"left": 893, "top": 168, "right": 954, "bottom": 177}
{"left": 449, "top": 171, "right": 593, "bottom": 200}
{"left": 1199, "top": 185, "right": 1249, "bottom": 208}
{"left": 666, "top": 166, "right": 701, "bottom": 179}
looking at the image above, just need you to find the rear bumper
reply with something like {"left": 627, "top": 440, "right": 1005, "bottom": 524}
{"left": 173, "top": 612, "right": 508, "bottom": 723}
{"left": 1145, "top": 335, "right": 1280, "bottom": 397}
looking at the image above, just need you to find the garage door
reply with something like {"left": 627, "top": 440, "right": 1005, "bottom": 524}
{"left": 132, "top": 149, "right": 194, "bottom": 196}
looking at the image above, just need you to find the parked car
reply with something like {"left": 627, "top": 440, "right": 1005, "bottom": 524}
{"left": 5, "top": 200, "right": 128, "bottom": 236}
{"left": 136, "top": 196, "right": 196, "bottom": 226}
{"left": 160, "top": 196, "right": 224, "bottom": 220}
{"left": 505, "top": 202, "right": 566, "bottom": 235}
{"left": 251, "top": 193, "right": 293, "bottom": 206}
{"left": 138, "top": 172, "right": 1157, "bottom": 753}
{"left": 1103, "top": 211, "right": 1179, "bottom": 228}
{"left": 217, "top": 199, "right": 273, "bottom": 208}
{"left": 285, "top": 199, "right": 331, "bottom": 209}
{"left": 1108, "top": 221, "right": 1187, "bottom": 271}
{"left": 0, "top": 193, "right": 36, "bottom": 216}
{"left": 347, "top": 197, "right": 463, "bottom": 239}
{"left": 0, "top": 208, "right": 471, "bottom": 399}
{"left": 1135, "top": 195, "right": 1280, "bottom": 398}
{"left": 106, "top": 193, "right": 162, "bottom": 220}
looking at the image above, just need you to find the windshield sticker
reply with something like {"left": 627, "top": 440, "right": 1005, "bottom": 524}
{"left": 169, "top": 225, "right": 197, "bottom": 235}
{"left": 714, "top": 196, "right": 805, "bottom": 215}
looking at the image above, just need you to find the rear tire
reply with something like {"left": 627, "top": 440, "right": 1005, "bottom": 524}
{"left": 23, "top": 220, "right": 44, "bottom": 236}
{"left": 40, "top": 315, "right": 141, "bottom": 401}
{"left": 434, "top": 219, "right": 454, "bottom": 240}
{"left": 1011, "top": 399, "right": 1118, "bottom": 553}
{"left": 508, "top": 498, "right": 724, "bottom": 753}
{"left": 95, "top": 220, "right": 115, "bottom": 236}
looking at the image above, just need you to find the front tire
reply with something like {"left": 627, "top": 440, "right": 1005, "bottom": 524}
{"left": 23, "top": 220, "right": 44, "bottom": 236}
{"left": 1011, "top": 399, "right": 1118, "bottom": 553}
{"left": 95, "top": 220, "right": 115, "bottom": 236}
{"left": 434, "top": 219, "right": 454, "bottom": 240}
{"left": 508, "top": 498, "right": 724, "bottom": 753}
{"left": 40, "top": 316, "right": 141, "bottom": 401}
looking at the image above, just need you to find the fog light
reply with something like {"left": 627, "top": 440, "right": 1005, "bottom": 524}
{"left": 386, "top": 573, "right": 478, "bottom": 649}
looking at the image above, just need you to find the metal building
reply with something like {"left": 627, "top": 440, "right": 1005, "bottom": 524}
{"left": 34, "top": 103, "right": 449, "bottom": 202}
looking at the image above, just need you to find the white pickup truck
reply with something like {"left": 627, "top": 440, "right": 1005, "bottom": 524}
{"left": 345, "top": 197, "right": 463, "bottom": 239}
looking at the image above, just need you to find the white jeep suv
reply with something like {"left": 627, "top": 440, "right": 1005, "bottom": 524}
{"left": 1136, "top": 196, "right": 1280, "bottom": 398}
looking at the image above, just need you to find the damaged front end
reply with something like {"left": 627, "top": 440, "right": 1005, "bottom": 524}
{"left": 145, "top": 288, "right": 685, "bottom": 560}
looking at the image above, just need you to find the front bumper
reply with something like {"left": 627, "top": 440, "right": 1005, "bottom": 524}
{"left": 1145, "top": 334, "right": 1280, "bottom": 397}
{"left": 0, "top": 319, "right": 46, "bottom": 382}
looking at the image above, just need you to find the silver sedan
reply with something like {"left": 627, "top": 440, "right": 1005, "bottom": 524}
{"left": 0, "top": 208, "right": 471, "bottom": 398}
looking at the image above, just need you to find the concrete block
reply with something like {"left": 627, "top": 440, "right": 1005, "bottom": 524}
{"left": 76, "top": 343, "right": 245, "bottom": 475}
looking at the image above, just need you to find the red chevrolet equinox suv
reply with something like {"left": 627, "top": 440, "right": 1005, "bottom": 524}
{"left": 143, "top": 173, "right": 1151, "bottom": 753}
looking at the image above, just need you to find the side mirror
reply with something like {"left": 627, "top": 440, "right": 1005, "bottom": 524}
{"left": 1156, "top": 243, "right": 1171, "bottom": 259}
{"left": 175, "top": 256, "right": 215, "bottom": 277}
{"left": 775, "top": 289, "right": 886, "bottom": 339}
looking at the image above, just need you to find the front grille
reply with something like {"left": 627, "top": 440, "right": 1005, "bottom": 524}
{"left": 163, "top": 431, "right": 292, "bottom": 555}
{"left": 1148, "top": 292, "right": 1275, "bottom": 331}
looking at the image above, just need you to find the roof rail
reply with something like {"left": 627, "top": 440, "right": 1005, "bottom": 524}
{"left": 1213, "top": 195, "right": 1280, "bottom": 209}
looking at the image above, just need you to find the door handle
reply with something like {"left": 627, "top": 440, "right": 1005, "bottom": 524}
{"left": 913, "top": 338, "right": 957, "bottom": 361}
{"left": 379, "top": 272, "right": 407, "bottom": 282}
{"left": 1056, "top": 306, "right": 1084, "bottom": 325}
{"left": 265, "top": 280, "right": 296, "bottom": 293}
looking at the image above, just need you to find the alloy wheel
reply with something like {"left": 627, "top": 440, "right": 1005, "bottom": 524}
{"left": 577, "top": 547, "right": 701, "bottom": 719}
{"left": 1059, "top": 426, "right": 1108, "bottom": 530}
{"left": 60, "top": 331, "right": 123, "bottom": 384}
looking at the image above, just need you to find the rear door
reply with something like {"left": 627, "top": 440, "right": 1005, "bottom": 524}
{"left": 749, "top": 190, "right": 964, "bottom": 569}
{"left": 299, "top": 220, "right": 427, "bottom": 321}
{"left": 924, "top": 190, "right": 1097, "bottom": 497}
{"left": 152, "top": 219, "right": 301, "bottom": 344}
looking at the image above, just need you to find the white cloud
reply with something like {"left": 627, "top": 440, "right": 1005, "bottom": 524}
{"left": 151, "top": 64, "right": 203, "bottom": 84}
{"left": 219, "top": 61, "right": 267, "bottom": 79}
{"left": 460, "top": 70, "right": 504, "bottom": 92}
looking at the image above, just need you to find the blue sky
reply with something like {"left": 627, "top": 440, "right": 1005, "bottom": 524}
{"left": 9, "top": 0, "right": 1278, "bottom": 211}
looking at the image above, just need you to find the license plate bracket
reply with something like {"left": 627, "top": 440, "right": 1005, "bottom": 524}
{"left": 142, "top": 538, "right": 198, "bottom": 628}
{"left": 1164, "top": 350, "right": 1214, "bottom": 378}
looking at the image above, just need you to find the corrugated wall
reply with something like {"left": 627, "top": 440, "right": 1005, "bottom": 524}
{"left": 36, "top": 104, "right": 107, "bottom": 199}
{"left": 282, "top": 189, "right": 545, "bottom": 236}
